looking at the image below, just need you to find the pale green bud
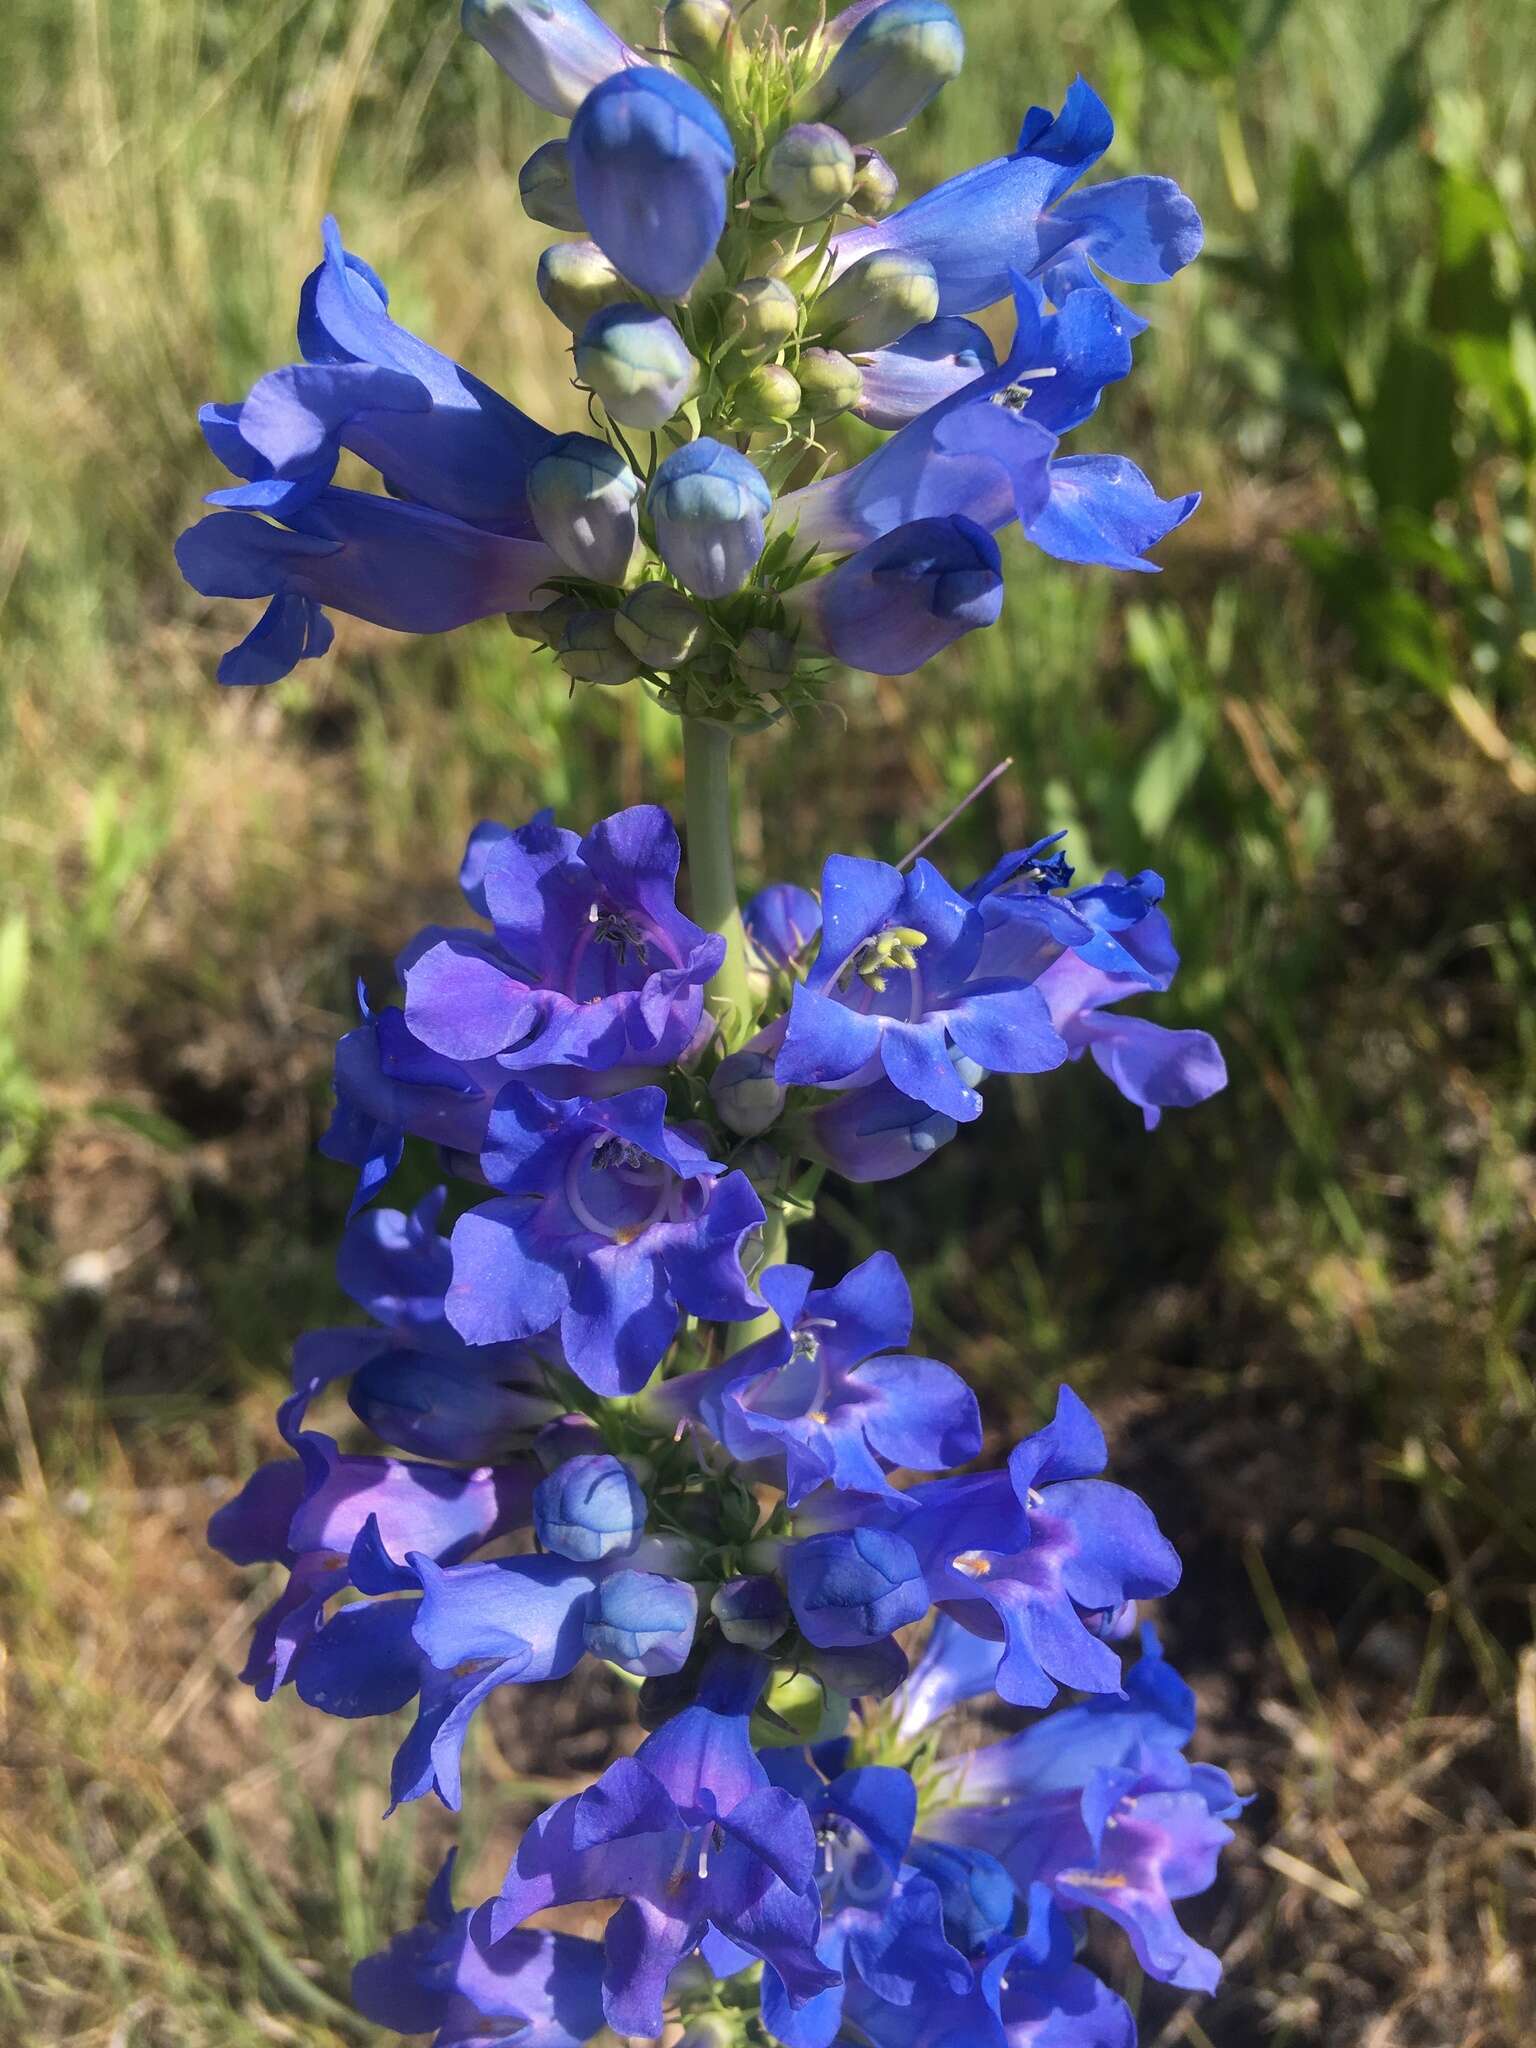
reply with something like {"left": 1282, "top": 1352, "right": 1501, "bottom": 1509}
{"left": 507, "top": 593, "right": 585, "bottom": 644}
{"left": 575, "top": 305, "right": 699, "bottom": 430}
{"left": 735, "top": 624, "right": 797, "bottom": 694}
{"left": 518, "top": 139, "right": 584, "bottom": 232}
{"left": 710, "top": 1049, "right": 787, "bottom": 1136}
{"left": 613, "top": 582, "right": 706, "bottom": 669}
{"left": 732, "top": 362, "right": 801, "bottom": 427}
{"left": 664, "top": 0, "right": 736, "bottom": 74}
{"left": 815, "top": 249, "right": 939, "bottom": 352}
{"left": 526, "top": 433, "right": 640, "bottom": 583}
{"left": 536, "top": 240, "right": 628, "bottom": 331}
{"left": 795, "top": 347, "right": 863, "bottom": 420}
{"left": 761, "top": 121, "right": 856, "bottom": 224}
{"left": 556, "top": 609, "right": 642, "bottom": 686}
{"left": 852, "top": 145, "right": 899, "bottom": 217}
{"left": 719, "top": 275, "right": 799, "bottom": 359}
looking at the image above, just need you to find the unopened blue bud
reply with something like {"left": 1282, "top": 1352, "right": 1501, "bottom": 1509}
{"left": 761, "top": 122, "right": 857, "bottom": 223}
{"left": 583, "top": 1569, "right": 697, "bottom": 1674}
{"left": 575, "top": 304, "right": 699, "bottom": 428}
{"left": 536, "top": 240, "right": 629, "bottom": 331}
{"left": 816, "top": 248, "right": 939, "bottom": 352}
{"left": 711, "top": 1574, "right": 791, "bottom": 1650}
{"left": 614, "top": 582, "right": 707, "bottom": 669}
{"left": 710, "top": 1048, "right": 787, "bottom": 1136}
{"left": 348, "top": 1356, "right": 561, "bottom": 1461}
{"left": 795, "top": 347, "right": 864, "bottom": 420}
{"left": 648, "top": 439, "right": 771, "bottom": 599}
{"left": 556, "top": 608, "right": 642, "bottom": 686}
{"left": 534, "top": 1451, "right": 646, "bottom": 1561}
{"left": 518, "top": 139, "right": 585, "bottom": 231}
{"left": 569, "top": 66, "right": 735, "bottom": 301}
{"left": 786, "top": 1526, "right": 928, "bottom": 1647}
{"left": 462, "top": 0, "right": 637, "bottom": 117}
{"left": 852, "top": 145, "right": 899, "bottom": 216}
{"left": 804, "top": 1079, "right": 957, "bottom": 1181}
{"left": 527, "top": 432, "right": 641, "bottom": 582}
{"left": 810, "top": 0, "right": 964, "bottom": 141}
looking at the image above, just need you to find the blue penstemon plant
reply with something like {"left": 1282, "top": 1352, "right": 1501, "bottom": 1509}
{"left": 186, "top": 1, "right": 1237, "bottom": 2039}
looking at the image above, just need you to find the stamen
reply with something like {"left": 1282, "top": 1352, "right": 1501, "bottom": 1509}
{"left": 952, "top": 1550, "right": 993, "bottom": 1579}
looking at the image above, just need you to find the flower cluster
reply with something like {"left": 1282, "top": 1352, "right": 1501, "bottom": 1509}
{"left": 176, "top": 0, "right": 1200, "bottom": 696}
{"left": 192, "top": 3, "right": 1237, "bottom": 2042}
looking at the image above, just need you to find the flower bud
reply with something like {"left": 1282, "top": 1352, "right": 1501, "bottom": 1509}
{"left": 506, "top": 592, "right": 585, "bottom": 644}
{"left": 575, "top": 304, "right": 699, "bottom": 428}
{"left": 517, "top": 139, "right": 585, "bottom": 231}
{"left": 462, "top": 0, "right": 638, "bottom": 116}
{"left": 532, "top": 1412, "right": 607, "bottom": 1471}
{"left": 710, "top": 1048, "right": 787, "bottom": 1137}
{"left": 556, "top": 608, "right": 642, "bottom": 686}
{"left": 734, "top": 624, "right": 797, "bottom": 694}
{"left": 803, "top": 1076, "right": 957, "bottom": 1181}
{"left": 614, "top": 582, "right": 706, "bottom": 669}
{"left": 533, "top": 1452, "right": 646, "bottom": 1562}
{"left": 647, "top": 438, "right": 771, "bottom": 599}
{"left": 348, "top": 1356, "right": 561, "bottom": 1461}
{"left": 808, "top": 0, "right": 964, "bottom": 142}
{"left": 815, "top": 248, "right": 939, "bottom": 352}
{"left": 664, "top": 0, "right": 736, "bottom": 74}
{"left": 761, "top": 121, "right": 857, "bottom": 223}
{"left": 536, "top": 239, "right": 629, "bottom": 331}
{"left": 718, "top": 276, "right": 799, "bottom": 359}
{"left": 785, "top": 1526, "right": 928, "bottom": 1647}
{"left": 583, "top": 1569, "right": 697, "bottom": 1674}
{"left": 795, "top": 347, "right": 864, "bottom": 420}
{"left": 788, "top": 512, "right": 1002, "bottom": 674}
{"left": 569, "top": 66, "right": 735, "bottom": 300}
{"left": 526, "top": 432, "right": 641, "bottom": 583}
{"left": 731, "top": 362, "right": 801, "bottom": 427}
{"left": 712, "top": 1574, "right": 791, "bottom": 1651}
{"left": 852, "top": 145, "right": 899, "bottom": 216}
{"left": 676, "top": 2021, "right": 735, "bottom": 2048}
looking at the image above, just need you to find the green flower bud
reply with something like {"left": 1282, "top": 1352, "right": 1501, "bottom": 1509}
{"left": 734, "top": 624, "right": 797, "bottom": 694}
{"left": 556, "top": 609, "right": 642, "bottom": 686}
{"left": 760, "top": 121, "right": 856, "bottom": 224}
{"left": 795, "top": 347, "right": 864, "bottom": 420}
{"left": 852, "top": 145, "right": 899, "bottom": 217}
{"left": 815, "top": 248, "right": 939, "bottom": 352}
{"left": 518, "top": 139, "right": 584, "bottom": 232}
{"left": 718, "top": 275, "right": 799, "bottom": 359}
{"left": 575, "top": 305, "right": 699, "bottom": 430}
{"left": 664, "top": 0, "right": 735, "bottom": 75}
{"left": 614, "top": 582, "right": 706, "bottom": 669}
{"left": 536, "top": 239, "right": 628, "bottom": 331}
{"left": 507, "top": 593, "right": 584, "bottom": 644}
{"left": 732, "top": 362, "right": 801, "bottom": 427}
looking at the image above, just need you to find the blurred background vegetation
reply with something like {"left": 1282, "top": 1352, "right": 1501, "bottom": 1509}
{"left": 2, "top": 0, "right": 1534, "bottom": 2041}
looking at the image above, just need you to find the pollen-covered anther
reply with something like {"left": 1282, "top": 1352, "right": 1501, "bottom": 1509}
{"left": 951, "top": 1549, "right": 993, "bottom": 1578}
{"left": 1058, "top": 1868, "right": 1131, "bottom": 1890}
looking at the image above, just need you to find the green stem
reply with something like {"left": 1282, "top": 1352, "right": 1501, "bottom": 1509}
{"left": 682, "top": 715, "right": 754, "bottom": 1049}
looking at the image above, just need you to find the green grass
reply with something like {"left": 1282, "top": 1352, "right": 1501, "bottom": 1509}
{"left": 2, "top": 0, "right": 1535, "bottom": 2041}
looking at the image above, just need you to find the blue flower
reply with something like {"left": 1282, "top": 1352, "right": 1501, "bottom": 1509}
{"left": 462, "top": 0, "right": 640, "bottom": 117}
{"left": 489, "top": 1650, "right": 838, "bottom": 2038}
{"left": 533, "top": 1453, "right": 648, "bottom": 1561}
{"left": 801, "top": 1074, "right": 960, "bottom": 1182}
{"left": 569, "top": 66, "right": 734, "bottom": 300}
{"left": 788, "top": 514, "right": 1003, "bottom": 674}
{"left": 744, "top": 881, "right": 823, "bottom": 972}
{"left": 526, "top": 432, "right": 642, "bottom": 582}
{"left": 852, "top": 315, "right": 998, "bottom": 430}
{"left": 786, "top": 1526, "right": 929, "bottom": 1649}
{"left": 774, "top": 850, "right": 1068, "bottom": 1124}
{"left": 830, "top": 75, "right": 1202, "bottom": 316}
{"left": 809, "top": 0, "right": 965, "bottom": 143}
{"left": 354, "top": 1852, "right": 607, "bottom": 2047}
{"left": 402, "top": 805, "right": 724, "bottom": 1085}
{"left": 647, "top": 439, "right": 773, "bottom": 599}
{"left": 661, "top": 1252, "right": 981, "bottom": 1503}
{"left": 446, "top": 1084, "right": 765, "bottom": 1393}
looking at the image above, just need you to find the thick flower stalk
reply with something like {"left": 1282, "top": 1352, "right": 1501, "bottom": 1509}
{"left": 188, "top": 4, "right": 1237, "bottom": 2042}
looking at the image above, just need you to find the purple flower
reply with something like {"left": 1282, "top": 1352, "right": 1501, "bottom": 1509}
{"left": 660, "top": 1252, "right": 981, "bottom": 1503}
{"left": 774, "top": 851, "right": 1068, "bottom": 1124}
{"left": 446, "top": 1085, "right": 765, "bottom": 1393}
{"left": 801, "top": 1074, "right": 960, "bottom": 1183}
{"left": 490, "top": 1651, "right": 838, "bottom": 2037}
{"left": 569, "top": 67, "right": 735, "bottom": 300}
{"left": 744, "top": 882, "right": 823, "bottom": 973}
{"left": 403, "top": 805, "right": 723, "bottom": 1086}
{"left": 787, "top": 514, "right": 1003, "bottom": 674}
{"left": 785, "top": 1526, "right": 929, "bottom": 1649}
{"left": 829, "top": 76, "right": 1202, "bottom": 316}
{"left": 206, "top": 1386, "right": 535, "bottom": 1699}
{"left": 353, "top": 1850, "right": 607, "bottom": 2047}
{"left": 852, "top": 316, "right": 997, "bottom": 430}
